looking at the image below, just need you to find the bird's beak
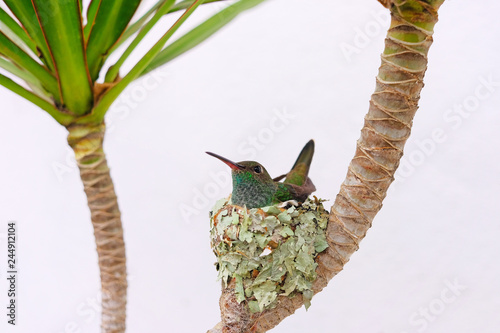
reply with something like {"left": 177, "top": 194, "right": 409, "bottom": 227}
{"left": 206, "top": 152, "right": 244, "bottom": 170}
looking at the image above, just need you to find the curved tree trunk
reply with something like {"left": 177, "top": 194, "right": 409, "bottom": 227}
{"left": 209, "top": 0, "right": 445, "bottom": 332}
{"left": 67, "top": 122, "right": 127, "bottom": 333}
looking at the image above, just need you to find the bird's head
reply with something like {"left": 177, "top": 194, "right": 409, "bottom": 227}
{"left": 206, "top": 152, "right": 274, "bottom": 185}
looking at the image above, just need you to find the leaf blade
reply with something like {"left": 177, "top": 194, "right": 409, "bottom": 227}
{"left": 170, "top": 0, "right": 229, "bottom": 13}
{"left": 0, "top": 7, "right": 37, "bottom": 54}
{"left": 85, "top": 0, "right": 142, "bottom": 81}
{"left": 32, "top": 0, "right": 94, "bottom": 115}
{"left": 0, "top": 57, "right": 47, "bottom": 96}
{"left": 0, "top": 31, "right": 60, "bottom": 100}
{"left": 88, "top": 0, "right": 205, "bottom": 124}
{"left": 104, "top": 0, "right": 176, "bottom": 82}
{"left": 0, "top": 72, "right": 73, "bottom": 125}
{"left": 83, "top": 0, "right": 100, "bottom": 41}
{"left": 108, "top": 0, "right": 162, "bottom": 54}
{"left": 109, "top": 0, "right": 229, "bottom": 55}
{"left": 3, "top": 0, "right": 56, "bottom": 72}
{"left": 142, "top": 0, "right": 267, "bottom": 76}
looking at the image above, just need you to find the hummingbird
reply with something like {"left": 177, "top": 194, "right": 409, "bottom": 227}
{"left": 206, "top": 140, "right": 316, "bottom": 209}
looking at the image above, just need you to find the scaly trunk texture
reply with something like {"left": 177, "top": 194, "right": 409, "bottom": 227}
{"left": 67, "top": 122, "right": 127, "bottom": 333}
{"left": 209, "top": 1, "right": 445, "bottom": 332}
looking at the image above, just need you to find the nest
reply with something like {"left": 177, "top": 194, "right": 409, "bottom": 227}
{"left": 210, "top": 197, "right": 329, "bottom": 312}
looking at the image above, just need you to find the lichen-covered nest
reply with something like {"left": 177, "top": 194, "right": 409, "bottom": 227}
{"left": 209, "top": 197, "right": 329, "bottom": 312}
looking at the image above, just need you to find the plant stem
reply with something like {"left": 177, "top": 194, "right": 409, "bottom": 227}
{"left": 210, "top": 0, "right": 445, "bottom": 331}
{"left": 67, "top": 122, "right": 127, "bottom": 333}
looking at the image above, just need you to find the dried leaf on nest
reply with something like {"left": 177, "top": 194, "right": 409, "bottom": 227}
{"left": 209, "top": 197, "right": 329, "bottom": 312}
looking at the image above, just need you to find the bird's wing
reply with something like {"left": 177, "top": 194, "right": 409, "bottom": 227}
{"left": 279, "top": 177, "right": 316, "bottom": 203}
{"left": 273, "top": 173, "right": 288, "bottom": 182}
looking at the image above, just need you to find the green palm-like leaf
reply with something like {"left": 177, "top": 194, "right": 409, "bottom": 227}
{"left": 0, "top": 7, "right": 37, "bottom": 54}
{"left": 85, "top": 0, "right": 142, "bottom": 81}
{"left": 32, "top": 0, "right": 93, "bottom": 115}
{"left": 0, "top": 57, "right": 49, "bottom": 99}
{"left": 83, "top": 0, "right": 100, "bottom": 41}
{"left": 108, "top": 0, "right": 229, "bottom": 56}
{"left": 3, "top": 0, "right": 56, "bottom": 72}
{"left": 0, "top": 73, "right": 72, "bottom": 125}
{"left": 109, "top": 0, "right": 163, "bottom": 54}
{"left": 0, "top": 57, "right": 38, "bottom": 86}
{"left": 105, "top": 0, "right": 177, "bottom": 82}
{"left": 170, "top": 0, "right": 228, "bottom": 12}
{"left": 142, "top": 0, "right": 266, "bottom": 76}
{"left": 89, "top": 0, "right": 205, "bottom": 124}
{"left": 0, "top": 31, "right": 59, "bottom": 100}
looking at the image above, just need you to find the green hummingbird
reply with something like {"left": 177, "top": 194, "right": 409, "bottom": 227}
{"left": 206, "top": 140, "right": 316, "bottom": 209}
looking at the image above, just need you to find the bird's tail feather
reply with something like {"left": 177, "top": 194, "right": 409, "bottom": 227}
{"left": 284, "top": 139, "right": 314, "bottom": 186}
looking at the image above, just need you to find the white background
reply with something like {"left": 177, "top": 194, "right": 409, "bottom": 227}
{"left": 1, "top": 0, "right": 499, "bottom": 332}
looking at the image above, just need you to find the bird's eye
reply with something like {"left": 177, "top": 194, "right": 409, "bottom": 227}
{"left": 253, "top": 165, "right": 262, "bottom": 173}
